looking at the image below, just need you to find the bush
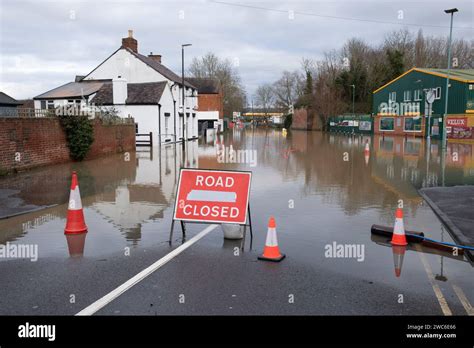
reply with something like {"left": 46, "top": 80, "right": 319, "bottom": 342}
{"left": 59, "top": 116, "right": 94, "bottom": 161}
{"left": 284, "top": 113, "right": 293, "bottom": 129}
{"left": 0, "top": 166, "right": 9, "bottom": 177}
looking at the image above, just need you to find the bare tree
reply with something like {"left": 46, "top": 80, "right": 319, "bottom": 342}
{"left": 272, "top": 71, "right": 303, "bottom": 111}
{"left": 254, "top": 84, "right": 275, "bottom": 118}
{"left": 189, "top": 52, "right": 246, "bottom": 117}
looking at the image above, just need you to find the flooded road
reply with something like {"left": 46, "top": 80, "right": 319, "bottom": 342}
{"left": 0, "top": 128, "right": 473, "bottom": 315}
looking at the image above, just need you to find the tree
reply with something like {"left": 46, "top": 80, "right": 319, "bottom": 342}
{"left": 189, "top": 52, "right": 246, "bottom": 117}
{"left": 254, "top": 84, "right": 275, "bottom": 118}
{"left": 272, "top": 70, "right": 302, "bottom": 111}
{"left": 385, "top": 49, "right": 405, "bottom": 82}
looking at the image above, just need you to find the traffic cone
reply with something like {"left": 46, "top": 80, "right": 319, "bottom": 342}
{"left": 391, "top": 208, "right": 407, "bottom": 246}
{"left": 364, "top": 141, "right": 370, "bottom": 154}
{"left": 64, "top": 171, "right": 88, "bottom": 234}
{"left": 392, "top": 245, "right": 406, "bottom": 278}
{"left": 258, "top": 216, "right": 285, "bottom": 262}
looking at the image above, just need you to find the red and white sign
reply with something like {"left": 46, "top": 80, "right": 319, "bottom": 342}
{"left": 447, "top": 118, "right": 467, "bottom": 127}
{"left": 173, "top": 169, "right": 252, "bottom": 224}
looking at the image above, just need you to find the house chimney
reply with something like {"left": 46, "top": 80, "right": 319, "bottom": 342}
{"left": 121, "top": 29, "right": 138, "bottom": 53}
{"left": 113, "top": 76, "right": 127, "bottom": 105}
{"left": 148, "top": 52, "right": 162, "bottom": 63}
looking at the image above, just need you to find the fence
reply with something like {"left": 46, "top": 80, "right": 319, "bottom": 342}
{"left": 136, "top": 132, "right": 153, "bottom": 147}
{"left": 328, "top": 114, "right": 374, "bottom": 134}
{"left": 0, "top": 107, "right": 135, "bottom": 125}
{"left": 0, "top": 107, "right": 55, "bottom": 118}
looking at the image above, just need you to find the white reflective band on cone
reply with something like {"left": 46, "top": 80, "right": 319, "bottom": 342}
{"left": 68, "top": 187, "right": 83, "bottom": 210}
{"left": 265, "top": 228, "right": 278, "bottom": 247}
{"left": 393, "top": 218, "right": 404, "bottom": 235}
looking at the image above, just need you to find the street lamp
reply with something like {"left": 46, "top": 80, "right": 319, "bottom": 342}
{"left": 442, "top": 8, "right": 458, "bottom": 149}
{"left": 181, "top": 43, "right": 192, "bottom": 156}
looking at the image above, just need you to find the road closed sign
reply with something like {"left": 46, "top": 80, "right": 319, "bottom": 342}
{"left": 173, "top": 169, "right": 252, "bottom": 224}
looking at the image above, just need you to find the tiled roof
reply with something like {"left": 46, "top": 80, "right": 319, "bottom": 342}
{"left": 91, "top": 81, "right": 168, "bottom": 105}
{"left": 185, "top": 78, "right": 220, "bottom": 94}
{"left": 34, "top": 81, "right": 105, "bottom": 99}
{"left": 0, "top": 91, "right": 21, "bottom": 105}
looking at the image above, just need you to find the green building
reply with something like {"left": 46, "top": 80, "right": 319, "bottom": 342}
{"left": 372, "top": 68, "right": 474, "bottom": 141}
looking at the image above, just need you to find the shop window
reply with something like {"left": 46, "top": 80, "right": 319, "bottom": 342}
{"left": 404, "top": 117, "right": 422, "bottom": 132}
{"left": 380, "top": 117, "right": 394, "bottom": 131}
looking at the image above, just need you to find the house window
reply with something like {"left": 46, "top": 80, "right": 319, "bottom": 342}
{"left": 380, "top": 117, "right": 395, "bottom": 131}
{"left": 434, "top": 87, "right": 441, "bottom": 99}
{"left": 47, "top": 101, "right": 54, "bottom": 110}
{"left": 186, "top": 113, "right": 190, "bottom": 118}
{"left": 389, "top": 92, "right": 396, "bottom": 103}
{"left": 40, "top": 101, "right": 46, "bottom": 109}
{"left": 404, "top": 117, "right": 422, "bottom": 132}
{"left": 414, "top": 89, "right": 421, "bottom": 101}
{"left": 192, "top": 113, "right": 196, "bottom": 118}
{"left": 403, "top": 91, "right": 411, "bottom": 101}
{"left": 135, "top": 123, "right": 138, "bottom": 133}
{"left": 164, "top": 113, "right": 170, "bottom": 135}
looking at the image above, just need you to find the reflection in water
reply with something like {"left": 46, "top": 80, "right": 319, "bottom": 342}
{"left": 392, "top": 245, "right": 406, "bottom": 278}
{"left": 66, "top": 233, "right": 87, "bottom": 258}
{"left": 0, "top": 141, "right": 201, "bottom": 251}
{"left": 1, "top": 128, "right": 474, "bottom": 268}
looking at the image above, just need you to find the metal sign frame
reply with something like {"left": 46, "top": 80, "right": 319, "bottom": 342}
{"left": 169, "top": 168, "right": 253, "bottom": 250}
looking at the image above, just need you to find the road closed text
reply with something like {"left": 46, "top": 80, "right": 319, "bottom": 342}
{"left": 174, "top": 169, "right": 252, "bottom": 224}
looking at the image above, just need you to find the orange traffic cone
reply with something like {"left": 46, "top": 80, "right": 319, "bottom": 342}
{"left": 64, "top": 171, "right": 88, "bottom": 234}
{"left": 258, "top": 216, "right": 285, "bottom": 262}
{"left": 364, "top": 141, "right": 370, "bottom": 154}
{"left": 391, "top": 208, "right": 407, "bottom": 246}
{"left": 392, "top": 245, "right": 406, "bottom": 278}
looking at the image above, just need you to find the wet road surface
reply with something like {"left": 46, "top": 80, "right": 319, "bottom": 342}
{"left": 0, "top": 128, "right": 473, "bottom": 315}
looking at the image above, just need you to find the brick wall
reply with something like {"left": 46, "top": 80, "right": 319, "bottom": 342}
{"left": 0, "top": 118, "right": 135, "bottom": 173}
{"left": 291, "top": 107, "right": 323, "bottom": 130}
{"left": 198, "top": 93, "right": 224, "bottom": 118}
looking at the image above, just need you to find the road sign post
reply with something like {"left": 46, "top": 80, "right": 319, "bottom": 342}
{"left": 170, "top": 168, "right": 253, "bottom": 249}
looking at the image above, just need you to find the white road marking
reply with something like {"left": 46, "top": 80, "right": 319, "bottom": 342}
{"left": 452, "top": 284, "right": 474, "bottom": 315}
{"left": 415, "top": 245, "right": 452, "bottom": 316}
{"left": 76, "top": 224, "right": 219, "bottom": 316}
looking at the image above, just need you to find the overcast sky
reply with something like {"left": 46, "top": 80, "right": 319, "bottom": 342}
{"left": 0, "top": 0, "right": 472, "bottom": 100}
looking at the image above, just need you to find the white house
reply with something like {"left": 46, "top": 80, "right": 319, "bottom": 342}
{"left": 34, "top": 30, "right": 199, "bottom": 145}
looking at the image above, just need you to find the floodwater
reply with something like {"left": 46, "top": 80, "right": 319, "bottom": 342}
{"left": 0, "top": 127, "right": 473, "bottom": 314}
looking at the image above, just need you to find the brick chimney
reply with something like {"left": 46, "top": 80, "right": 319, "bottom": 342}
{"left": 148, "top": 52, "right": 162, "bottom": 63}
{"left": 122, "top": 29, "right": 138, "bottom": 53}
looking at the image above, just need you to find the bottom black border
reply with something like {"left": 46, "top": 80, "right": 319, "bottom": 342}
{"left": 0, "top": 315, "right": 473, "bottom": 346}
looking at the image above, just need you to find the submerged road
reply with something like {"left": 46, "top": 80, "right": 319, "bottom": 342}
{"left": 0, "top": 129, "right": 473, "bottom": 315}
